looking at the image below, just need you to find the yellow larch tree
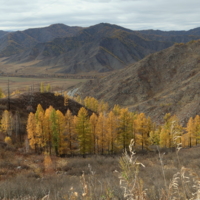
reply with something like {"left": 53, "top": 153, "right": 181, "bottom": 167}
{"left": 186, "top": 117, "right": 195, "bottom": 148}
{"left": 84, "top": 96, "right": 99, "bottom": 112}
{"left": 106, "top": 111, "right": 118, "bottom": 154}
{"left": 118, "top": 108, "right": 132, "bottom": 150}
{"left": 112, "top": 104, "right": 121, "bottom": 117}
{"left": 65, "top": 109, "right": 76, "bottom": 155}
{"left": 49, "top": 108, "right": 60, "bottom": 155}
{"left": 149, "top": 125, "right": 161, "bottom": 145}
{"left": 134, "top": 113, "right": 151, "bottom": 150}
{"left": 56, "top": 110, "right": 66, "bottom": 155}
{"left": 160, "top": 114, "right": 183, "bottom": 148}
{"left": 98, "top": 100, "right": 109, "bottom": 113}
{"left": 89, "top": 112, "right": 98, "bottom": 154}
{"left": 1, "top": 110, "right": 13, "bottom": 136}
{"left": 27, "top": 112, "right": 37, "bottom": 151}
{"left": 194, "top": 115, "right": 200, "bottom": 145}
{"left": 96, "top": 112, "right": 107, "bottom": 155}
{"left": 43, "top": 106, "right": 54, "bottom": 154}
{"left": 35, "top": 104, "right": 45, "bottom": 153}
{"left": 74, "top": 107, "right": 91, "bottom": 156}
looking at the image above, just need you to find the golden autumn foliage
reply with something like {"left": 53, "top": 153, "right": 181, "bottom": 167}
{"left": 24, "top": 95, "right": 200, "bottom": 156}
{"left": 4, "top": 136, "right": 12, "bottom": 145}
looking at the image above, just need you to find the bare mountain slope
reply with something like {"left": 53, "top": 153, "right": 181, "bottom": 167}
{"left": 0, "top": 24, "right": 82, "bottom": 57}
{"left": 6, "top": 23, "right": 174, "bottom": 73}
{"left": 3, "top": 23, "right": 200, "bottom": 74}
{"left": 0, "top": 30, "right": 8, "bottom": 38}
{"left": 75, "top": 40, "right": 200, "bottom": 124}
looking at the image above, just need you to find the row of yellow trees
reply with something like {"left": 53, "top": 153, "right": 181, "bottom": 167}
{"left": 25, "top": 100, "right": 200, "bottom": 156}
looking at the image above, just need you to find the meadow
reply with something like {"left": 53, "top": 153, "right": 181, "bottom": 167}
{"left": 0, "top": 76, "right": 87, "bottom": 93}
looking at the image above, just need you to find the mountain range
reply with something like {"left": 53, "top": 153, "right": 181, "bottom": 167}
{"left": 1, "top": 23, "right": 200, "bottom": 74}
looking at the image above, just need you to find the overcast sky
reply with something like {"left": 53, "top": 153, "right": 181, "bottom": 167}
{"left": 1, "top": 0, "right": 200, "bottom": 31}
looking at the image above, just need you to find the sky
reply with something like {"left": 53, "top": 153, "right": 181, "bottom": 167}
{"left": 1, "top": 0, "right": 200, "bottom": 31}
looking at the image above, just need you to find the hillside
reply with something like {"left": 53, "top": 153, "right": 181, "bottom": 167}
{"left": 4, "top": 23, "right": 173, "bottom": 73}
{"left": 2, "top": 23, "right": 200, "bottom": 74}
{"left": 0, "top": 92, "right": 93, "bottom": 136}
{"left": 0, "top": 24, "right": 82, "bottom": 57}
{"left": 74, "top": 40, "right": 200, "bottom": 124}
{"left": 0, "top": 30, "right": 8, "bottom": 38}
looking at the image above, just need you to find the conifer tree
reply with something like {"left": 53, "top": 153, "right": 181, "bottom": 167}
{"left": 186, "top": 117, "right": 195, "bottom": 148}
{"left": 160, "top": 114, "right": 182, "bottom": 148}
{"left": 43, "top": 106, "right": 54, "bottom": 154}
{"left": 194, "top": 115, "right": 200, "bottom": 145}
{"left": 84, "top": 97, "right": 99, "bottom": 112}
{"left": 65, "top": 109, "right": 75, "bottom": 155}
{"left": 149, "top": 125, "right": 161, "bottom": 145}
{"left": 90, "top": 113, "right": 98, "bottom": 154}
{"left": 56, "top": 110, "right": 66, "bottom": 155}
{"left": 50, "top": 108, "right": 59, "bottom": 155}
{"left": 40, "top": 82, "right": 44, "bottom": 93}
{"left": 0, "top": 87, "right": 5, "bottom": 98}
{"left": 96, "top": 112, "right": 106, "bottom": 154}
{"left": 27, "top": 112, "right": 37, "bottom": 151}
{"left": 46, "top": 84, "right": 51, "bottom": 92}
{"left": 75, "top": 107, "right": 91, "bottom": 156}
{"left": 35, "top": 104, "right": 45, "bottom": 152}
{"left": 106, "top": 111, "right": 118, "bottom": 154}
{"left": 1, "top": 110, "right": 13, "bottom": 136}
{"left": 118, "top": 108, "right": 132, "bottom": 150}
{"left": 134, "top": 113, "right": 150, "bottom": 150}
{"left": 112, "top": 104, "right": 121, "bottom": 116}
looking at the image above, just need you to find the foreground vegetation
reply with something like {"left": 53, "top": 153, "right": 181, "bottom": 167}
{"left": 0, "top": 141, "right": 200, "bottom": 199}
{"left": 1, "top": 91, "right": 200, "bottom": 199}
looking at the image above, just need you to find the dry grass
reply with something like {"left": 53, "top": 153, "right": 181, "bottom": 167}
{"left": 0, "top": 76, "right": 87, "bottom": 93}
{"left": 1, "top": 143, "right": 200, "bottom": 199}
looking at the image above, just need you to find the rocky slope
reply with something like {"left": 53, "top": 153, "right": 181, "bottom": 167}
{"left": 0, "top": 24, "right": 82, "bottom": 57}
{"left": 0, "top": 30, "right": 8, "bottom": 38}
{"left": 2, "top": 23, "right": 200, "bottom": 74}
{"left": 75, "top": 40, "right": 200, "bottom": 124}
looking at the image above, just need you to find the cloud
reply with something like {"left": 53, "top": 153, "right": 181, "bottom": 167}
{"left": 0, "top": 0, "right": 200, "bottom": 31}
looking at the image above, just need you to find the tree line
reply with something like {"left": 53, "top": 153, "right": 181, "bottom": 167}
{"left": 26, "top": 96, "right": 200, "bottom": 156}
{"left": 1, "top": 95, "right": 200, "bottom": 156}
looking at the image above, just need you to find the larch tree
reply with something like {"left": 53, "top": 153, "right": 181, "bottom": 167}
{"left": 75, "top": 107, "right": 91, "bottom": 157}
{"left": 118, "top": 108, "right": 132, "bottom": 150}
{"left": 186, "top": 117, "right": 195, "bottom": 148}
{"left": 96, "top": 112, "right": 107, "bottom": 155}
{"left": 0, "top": 87, "right": 5, "bottom": 98}
{"left": 134, "top": 113, "right": 150, "bottom": 150}
{"left": 65, "top": 109, "right": 76, "bottom": 155}
{"left": 27, "top": 112, "right": 37, "bottom": 151}
{"left": 98, "top": 100, "right": 109, "bottom": 113}
{"left": 43, "top": 106, "right": 54, "bottom": 154}
{"left": 46, "top": 84, "right": 51, "bottom": 92}
{"left": 40, "top": 82, "right": 44, "bottom": 93}
{"left": 56, "top": 110, "right": 66, "bottom": 155}
{"left": 1, "top": 110, "right": 13, "bottom": 136}
{"left": 35, "top": 104, "right": 45, "bottom": 152}
{"left": 160, "top": 114, "right": 183, "bottom": 148}
{"left": 50, "top": 108, "right": 59, "bottom": 155}
{"left": 112, "top": 104, "right": 121, "bottom": 117}
{"left": 149, "top": 125, "right": 161, "bottom": 145}
{"left": 194, "top": 115, "right": 200, "bottom": 145}
{"left": 106, "top": 111, "right": 118, "bottom": 154}
{"left": 84, "top": 97, "right": 99, "bottom": 112}
{"left": 89, "top": 112, "right": 98, "bottom": 154}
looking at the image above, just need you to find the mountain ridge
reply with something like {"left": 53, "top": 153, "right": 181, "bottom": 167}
{"left": 74, "top": 40, "right": 200, "bottom": 124}
{"left": 2, "top": 23, "right": 200, "bottom": 74}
